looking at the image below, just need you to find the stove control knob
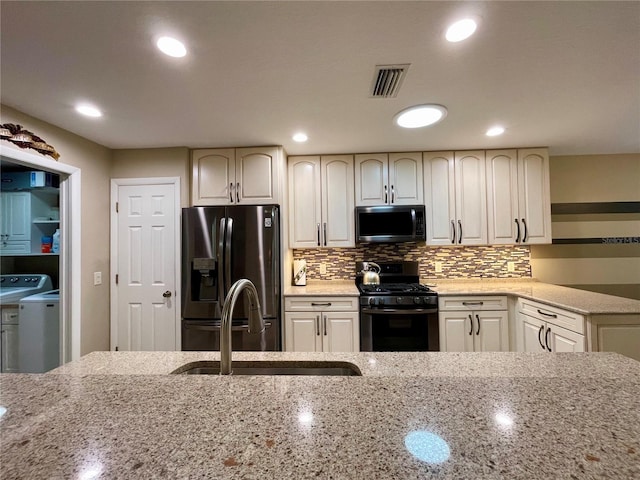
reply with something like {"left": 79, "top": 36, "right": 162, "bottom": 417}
{"left": 413, "top": 297, "right": 421, "bottom": 304}
{"left": 10, "top": 277, "right": 18, "bottom": 283}
{"left": 396, "top": 297, "right": 403, "bottom": 304}
{"left": 368, "top": 297, "right": 375, "bottom": 306}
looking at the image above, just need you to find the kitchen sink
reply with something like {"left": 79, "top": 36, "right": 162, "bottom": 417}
{"left": 170, "top": 360, "right": 362, "bottom": 376}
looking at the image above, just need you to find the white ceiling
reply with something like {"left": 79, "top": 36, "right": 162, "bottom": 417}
{"left": 1, "top": 1, "right": 639, "bottom": 156}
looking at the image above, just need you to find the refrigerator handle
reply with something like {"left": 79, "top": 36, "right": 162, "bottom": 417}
{"left": 218, "top": 218, "right": 226, "bottom": 303}
{"left": 225, "top": 217, "right": 233, "bottom": 298}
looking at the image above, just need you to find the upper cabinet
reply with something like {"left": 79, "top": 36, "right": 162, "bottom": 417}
{"left": 288, "top": 155, "right": 355, "bottom": 248}
{"left": 191, "top": 146, "right": 284, "bottom": 206}
{"left": 486, "top": 148, "right": 551, "bottom": 244}
{"left": 424, "top": 151, "right": 487, "bottom": 245}
{"left": 354, "top": 152, "right": 423, "bottom": 206}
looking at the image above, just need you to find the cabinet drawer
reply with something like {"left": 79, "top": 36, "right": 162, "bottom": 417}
{"left": 517, "top": 298, "right": 584, "bottom": 334}
{"left": 284, "top": 296, "right": 359, "bottom": 312}
{"left": 0, "top": 241, "right": 31, "bottom": 254}
{"left": 439, "top": 296, "right": 508, "bottom": 311}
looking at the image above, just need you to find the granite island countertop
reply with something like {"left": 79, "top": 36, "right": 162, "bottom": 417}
{"left": 2, "top": 352, "right": 640, "bottom": 479}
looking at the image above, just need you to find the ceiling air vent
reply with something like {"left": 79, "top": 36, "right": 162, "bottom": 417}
{"left": 370, "top": 64, "right": 410, "bottom": 98}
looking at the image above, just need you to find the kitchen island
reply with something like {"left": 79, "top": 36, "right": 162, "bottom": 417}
{"left": 2, "top": 351, "right": 639, "bottom": 479}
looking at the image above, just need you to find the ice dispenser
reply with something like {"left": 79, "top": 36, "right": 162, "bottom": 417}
{"left": 191, "top": 257, "right": 217, "bottom": 301}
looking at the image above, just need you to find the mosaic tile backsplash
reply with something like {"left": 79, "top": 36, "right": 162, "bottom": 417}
{"left": 292, "top": 244, "right": 531, "bottom": 280}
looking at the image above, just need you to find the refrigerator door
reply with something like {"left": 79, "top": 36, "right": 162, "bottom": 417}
{"left": 181, "top": 206, "right": 226, "bottom": 320}
{"left": 224, "top": 205, "right": 280, "bottom": 319}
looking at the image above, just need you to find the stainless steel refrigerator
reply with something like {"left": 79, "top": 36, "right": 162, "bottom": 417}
{"left": 181, "top": 205, "right": 281, "bottom": 351}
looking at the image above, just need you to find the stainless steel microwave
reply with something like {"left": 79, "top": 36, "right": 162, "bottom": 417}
{"left": 355, "top": 205, "right": 426, "bottom": 243}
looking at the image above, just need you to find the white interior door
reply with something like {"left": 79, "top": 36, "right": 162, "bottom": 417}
{"left": 111, "top": 178, "right": 180, "bottom": 351}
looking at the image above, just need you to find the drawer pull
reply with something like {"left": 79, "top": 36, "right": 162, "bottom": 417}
{"left": 538, "top": 325, "right": 545, "bottom": 350}
{"left": 311, "top": 302, "right": 332, "bottom": 307}
{"left": 462, "top": 301, "right": 484, "bottom": 306}
{"left": 537, "top": 309, "right": 557, "bottom": 319}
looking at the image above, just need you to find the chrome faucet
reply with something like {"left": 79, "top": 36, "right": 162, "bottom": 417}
{"left": 220, "top": 278, "right": 265, "bottom": 375}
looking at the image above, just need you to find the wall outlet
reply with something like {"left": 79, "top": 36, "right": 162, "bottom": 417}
{"left": 507, "top": 262, "right": 516, "bottom": 272}
{"left": 319, "top": 263, "right": 327, "bottom": 275}
{"left": 94, "top": 271, "right": 102, "bottom": 285}
{"left": 434, "top": 261, "right": 443, "bottom": 273}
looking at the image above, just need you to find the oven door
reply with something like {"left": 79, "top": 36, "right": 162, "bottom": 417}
{"left": 360, "top": 307, "right": 439, "bottom": 352}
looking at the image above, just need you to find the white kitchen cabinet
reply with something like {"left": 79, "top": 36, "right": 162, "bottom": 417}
{"left": 424, "top": 151, "right": 487, "bottom": 245}
{"left": 486, "top": 148, "right": 551, "bottom": 244}
{"left": 0, "top": 192, "right": 31, "bottom": 253}
{"left": 1, "top": 306, "right": 20, "bottom": 373}
{"left": 191, "top": 146, "right": 284, "bottom": 206}
{"left": 354, "top": 152, "right": 422, "bottom": 206}
{"left": 288, "top": 155, "right": 354, "bottom": 248}
{"left": 284, "top": 296, "right": 359, "bottom": 352}
{"left": 438, "top": 296, "right": 509, "bottom": 352}
{"left": 516, "top": 298, "right": 585, "bottom": 353}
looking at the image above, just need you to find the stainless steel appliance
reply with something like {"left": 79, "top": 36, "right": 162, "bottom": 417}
{"left": 181, "top": 205, "right": 281, "bottom": 351}
{"left": 356, "top": 261, "right": 439, "bottom": 351}
{"left": 355, "top": 205, "right": 426, "bottom": 243}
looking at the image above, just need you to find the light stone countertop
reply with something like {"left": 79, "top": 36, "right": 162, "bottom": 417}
{"left": 2, "top": 351, "right": 639, "bottom": 479}
{"left": 284, "top": 278, "right": 640, "bottom": 315}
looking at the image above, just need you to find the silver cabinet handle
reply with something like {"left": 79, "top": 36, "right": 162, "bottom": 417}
{"left": 384, "top": 185, "right": 388, "bottom": 204}
{"left": 458, "top": 220, "right": 463, "bottom": 244}
{"left": 236, "top": 182, "right": 240, "bottom": 203}
{"left": 451, "top": 220, "right": 456, "bottom": 244}
{"left": 323, "top": 315, "right": 327, "bottom": 336}
{"left": 163, "top": 291, "right": 172, "bottom": 298}
{"left": 323, "top": 222, "right": 327, "bottom": 246}
{"left": 537, "top": 309, "right": 557, "bottom": 319}
{"left": 317, "top": 223, "right": 321, "bottom": 246}
{"left": 515, "top": 219, "right": 521, "bottom": 243}
{"left": 229, "top": 183, "right": 234, "bottom": 203}
{"left": 462, "top": 301, "right": 484, "bottom": 306}
{"left": 522, "top": 218, "right": 528, "bottom": 242}
{"left": 311, "top": 302, "right": 331, "bottom": 306}
{"left": 316, "top": 315, "right": 320, "bottom": 336}
{"left": 545, "top": 327, "right": 552, "bottom": 352}
{"left": 468, "top": 314, "right": 473, "bottom": 335}
{"left": 538, "top": 325, "right": 545, "bottom": 350}
{"left": 476, "top": 314, "right": 480, "bottom": 335}
{"left": 391, "top": 185, "right": 395, "bottom": 203}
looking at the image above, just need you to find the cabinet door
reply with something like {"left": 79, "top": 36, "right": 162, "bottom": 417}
{"left": 454, "top": 151, "right": 487, "bottom": 245}
{"left": 191, "top": 149, "right": 236, "bottom": 206}
{"left": 321, "top": 155, "right": 355, "bottom": 247}
{"left": 1, "top": 192, "right": 31, "bottom": 241}
{"left": 1, "top": 323, "right": 19, "bottom": 373}
{"left": 548, "top": 324, "right": 585, "bottom": 352}
{"left": 517, "top": 149, "right": 551, "bottom": 244}
{"left": 486, "top": 150, "right": 519, "bottom": 244}
{"left": 288, "top": 156, "right": 322, "bottom": 248}
{"left": 322, "top": 311, "right": 359, "bottom": 352}
{"left": 284, "top": 312, "right": 321, "bottom": 352}
{"left": 475, "top": 311, "right": 509, "bottom": 352}
{"left": 236, "top": 147, "right": 279, "bottom": 204}
{"left": 423, "top": 152, "right": 456, "bottom": 245}
{"left": 439, "top": 311, "right": 474, "bottom": 352}
{"left": 389, "top": 152, "right": 423, "bottom": 205}
{"left": 519, "top": 313, "right": 547, "bottom": 352}
{"left": 355, "top": 154, "right": 389, "bottom": 206}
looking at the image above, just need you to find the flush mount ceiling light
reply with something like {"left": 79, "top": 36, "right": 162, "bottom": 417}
{"left": 292, "top": 132, "right": 308, "bottom": 142}
{"left": 446, "top": 18, "right": 478, "bottom": 43}
{"left": 486, "top": 126, "right": 505, "bottom": 137}
{"left": 394, "top": 104, "right": 447, "bottom": 129}
{"left": 75, "top": 104, "right": 102, "bottom": 118}
{"left": 156, "top": 36, "right": 187, "bottom": 58}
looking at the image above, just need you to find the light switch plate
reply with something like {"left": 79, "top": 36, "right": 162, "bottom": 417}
{"left": 94, "top": 271, "right": 102, "bottom": 285}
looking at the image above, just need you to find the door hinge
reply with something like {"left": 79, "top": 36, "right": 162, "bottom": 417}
{"left": 115, "top": 274, "right": 119, "bottom": 285}
{"left": 116, "top": 202, "right": 119, "bottom": 213}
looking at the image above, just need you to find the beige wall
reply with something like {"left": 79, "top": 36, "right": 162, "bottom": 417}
{"left": 531, "top": 153, "right": 640, "bottom": 299}
{"left": 111, "top": 148, "right": 190, "bottom": 207}
{"left": 1, "top": 104, "right": 113, "bottom": 353}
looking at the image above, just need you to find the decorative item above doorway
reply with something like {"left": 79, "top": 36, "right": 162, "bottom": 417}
{"left": 0, "top": 123, "right": 60, "bottom": 160}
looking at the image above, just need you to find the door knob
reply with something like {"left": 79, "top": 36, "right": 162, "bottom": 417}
{"left": 163, "top": 291, "right": 172, "bottom": 298}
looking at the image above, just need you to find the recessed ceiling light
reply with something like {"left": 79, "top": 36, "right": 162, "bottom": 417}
{"left": 292, "top": 132, "right": 308, "bottom": 142}
{"left": 446, "top": 19, "right": 477, "bottom": 43}
{"left": 75, "top": 104, "right": 102, "bottom": 118}
{"left": 156, "top": 36, "right": 187, "bottom": 58}
{"left": 486, "top": 126, "right": 505, "bottom": 137}
{"left": 394, "top": 104, "right": 447, "bottom": 129}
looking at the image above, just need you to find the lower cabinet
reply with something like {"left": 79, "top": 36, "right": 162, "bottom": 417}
{"left": 516, "top": 298, "right": 585, "bottom": 352}
{"left": 1, "top": 306, "right": 20, "bottom": 373}
{"left": 438, "top": 296, "right": 509, "bottom": 352}
{"left": 284, "top": 296, "right": 359, "bottom": 352}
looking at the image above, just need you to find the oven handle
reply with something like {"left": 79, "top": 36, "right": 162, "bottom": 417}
{"left": 361, "top": 308, "right": 438, "bottom": 315}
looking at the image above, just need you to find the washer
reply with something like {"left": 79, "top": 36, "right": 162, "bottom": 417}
{"left": 18, "top": 289, "right": 60, "bottom": 373}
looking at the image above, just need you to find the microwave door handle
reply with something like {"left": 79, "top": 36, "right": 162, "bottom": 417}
{"left": 411, "top": 208, "right": 417, "bottom": 237}
{"left": 218, "top": 218, "right": 226, "bottom": 303}
{"left": 225, "top": 217, "right": 233, "bottom": 299}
